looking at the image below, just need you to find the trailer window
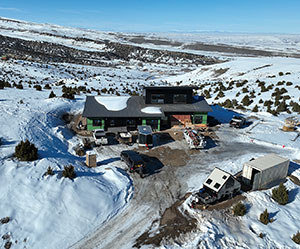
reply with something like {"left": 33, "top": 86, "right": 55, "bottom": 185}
{"left": 214, "top": 183, "right": 221, "bottom": 189}
{"left": 206, "top": 178, "right": 212, "bottom": 184}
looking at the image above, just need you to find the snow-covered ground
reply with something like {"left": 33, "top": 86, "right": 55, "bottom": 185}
{"left": 1, "top": 18, "right": 300, "bottom": 248}
{"left": 0, "top": 88, "right": 133, "bottom": 249}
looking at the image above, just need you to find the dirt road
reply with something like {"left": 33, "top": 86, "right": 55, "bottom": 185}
{"left": 70, "top": 126, "right": 287, "bottom": 249}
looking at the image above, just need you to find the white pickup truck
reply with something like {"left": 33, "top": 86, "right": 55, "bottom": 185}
{"left": 92, "top": 129, "right": 108, "bottom": 146}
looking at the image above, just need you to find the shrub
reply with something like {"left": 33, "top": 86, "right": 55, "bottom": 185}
{"left": 45, "top": 166, "right": 54, "bottom": 176}
{"left": 0, "top": 217, "right": 10, "bottom": 224}
{"left": 272, "top": 183, "right": 289, "bottom": 205}
{"left": 15, "top": 83, "right": 23, "bottom": 89}
{"left": 286, "top": 81, "right": 293, "bottom": 86}
{"left": 223, "top": 99, "right": 233, "bottom": 108}
{"left": 232, "top": 202, "right": 246, "bottom": 216}
{"left": 259, "top": 233, "right": 265, "bottom": 239}
{"left": 217, "top": 90, "right": 225, "bottom": 98}
{"left": 4, "top": 241, "right": 12, "bottom": 249}
{"left": 15, "top": 140, "right": 38, "bottom": 161}
{"left": 259, "top": 209, "right": 270, "bottom": 225}
{"left": 241, "top": 95, "right": 252, "bottom": 106}
{"left": 252, "top": 105, "right": 259, "bottom": 112}
{"left": 292, "top": 231, "right": 300, "bottom": 244}
{"left": 62, "top": 92, "right": 75, "bottom": 100}
{"left": 44, "top": 84, "right": 51, "bottom": 89}
{"left": 279, "top": 72, "right": 284, "bottom": 76}
{"left": 49, "top": 91, "right": 56, "bottom": 98}
{"left": 34, "top": 84, "right": 42, "bottom": 91}
{"left": 259, "top": 99, "right": 264, "bottom": 104}
{"left": 62, "top": 165, "right": 76, "bottom": 179}
{"left": 276, "top": 101, "right": 287, "bottom": 113}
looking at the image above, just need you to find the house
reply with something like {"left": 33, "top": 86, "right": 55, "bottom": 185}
{"left": 242, "top": 154, "right": 289, "bottom": 190}
{"left": 82, "top": 86, "right": 212, "bottom": 132}
{"left": 196, "top": 167, "right": 241, "bottom": 204}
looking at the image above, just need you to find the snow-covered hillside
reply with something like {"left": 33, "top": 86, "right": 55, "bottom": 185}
{"left": 0, "top": 87, "right": 134, "bottom": 249}
{"left": 164, "top": 56, "right": 300, "bottom": 114}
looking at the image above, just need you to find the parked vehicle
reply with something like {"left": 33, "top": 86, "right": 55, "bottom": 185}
{"left": 229, "top": 116, "right": 246, "bottom": 128}
{"left": 137, "top": 125, "right": 153, "bottom": 147}
{"left": 184, "top": 128, "right": 206, "bottom": 149}
{"left": 92, "top": 129, "right": 108, "bottom": 146}
{"left": 117, "top": 132, "right": 133, "bottom": 145}
{"left": 120, "top": 150, "right": 146, "bottom": 178}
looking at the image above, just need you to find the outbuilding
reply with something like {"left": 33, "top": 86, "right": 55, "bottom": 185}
{"left": 196, "top": 167, "right": 241, "bottom": 204}
{"left": 137, "top": 125, "right": 153, "bottom": 147}
{"left": 242, "top": 154, "right": 289, "bottom": 190}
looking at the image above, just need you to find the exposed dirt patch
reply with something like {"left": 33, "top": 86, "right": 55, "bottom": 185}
{"left": 193, "top": 194, "right": 246, "bottom": 211}
{"left": 134, "top": 193, "right": 197, "bottom": 248}
{"left": 212, "top": 67, "right": 229, "bottom": 77}
{"left": 142, "top": 146, "right": 190, "bottom": 167}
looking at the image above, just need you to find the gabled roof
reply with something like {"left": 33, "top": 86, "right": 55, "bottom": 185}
{"left": 203, "top": 167, "right": 232, "bottom": 193}
{"left": 82, "top": 95, "right": 212, "bottom": 118}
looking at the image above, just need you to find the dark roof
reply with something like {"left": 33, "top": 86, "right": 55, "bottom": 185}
{"left": 82, "top": 96, "right": 164, "bottom": 118}
{"left": 144, "top": 86, "right": 194, "bottom": 91}
{"left": 138, "top": 125, "right": 153, "bottom": 135}
{"left": 82, "top": 95, "right": 212, "bottom": 118}
{"left": 160, "top": 96, "right": 212, "bottom": 113}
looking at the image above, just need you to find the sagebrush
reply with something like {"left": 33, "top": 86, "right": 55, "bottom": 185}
{"left": 15, "top": 139, "right": 38, "bottom": 161}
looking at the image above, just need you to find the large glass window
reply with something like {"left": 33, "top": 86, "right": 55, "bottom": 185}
{"left": 93, "top": 119, "right": 102, "bottom": 127}
{"left": 194, "top": 115, "right": 203, "bottom": 124}
{"left": 173, "top": 94, "right": 187, "bottom": 104}
{"left": 151, "top": 94, "right": 164, "bottom": 104}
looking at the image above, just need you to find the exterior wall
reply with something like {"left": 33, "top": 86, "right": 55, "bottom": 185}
{"left": 259, "top": 160, "right": 289, "bottom": 188}
{"left": 86, "top": 118, "right": 105, "bottom": 131}
{"left": 145, "top": 88, "right": 193, "bottom": 104}
{"left": 142, "top": 118, "right": 161, "bottom": 131}
{"left": 170, "top": 115, "right": 191, "bottom": 126}
{"left": 217, "top": 177, "right": 241, "bottom": 199}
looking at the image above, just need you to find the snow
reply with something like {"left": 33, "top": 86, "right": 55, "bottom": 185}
{"left": 0, "top": 88, "right": 133, "bottom": 249}
{"left": 141, "top": 106, "right": 162, "bottom": 114}
{"left": 95, "top": 96, "right": 130, "bottom": 111}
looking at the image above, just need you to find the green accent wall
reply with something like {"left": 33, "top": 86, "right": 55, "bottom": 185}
{"left": 192, "top": 113, "right": 208, "bottom": 125}
{"left": 87, "top": 118, "right": 105, "bottom": 131}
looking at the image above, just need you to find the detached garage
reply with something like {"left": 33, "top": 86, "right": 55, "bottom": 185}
{"left": 242, "top": 154, "right": 289, "bottom": 190}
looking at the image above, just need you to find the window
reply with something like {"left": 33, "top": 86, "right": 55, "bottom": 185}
{"left": 194, "top": 115, "right": 203, "bottom": 124}
{"left": 214, "top": 183, "right": 221, "bottom": 189}
{"left": 222, "top": 175, "right": 227, "bottom": 180}
{"left": 173, "top": 94, "right": 187, "bottom": 104}
{"left": 151, "top": 94, "right": 164, "bottom": 104}
{"left": 109, "top": 119, "right": 115, "bottom": 126}
{"left": 206, "top": 178, "right": 212, "bottom": 184}
{"left": 93, "top": 119, "right": 102, "bottom": 127}
{"left": 225, "top": 177, "right": 235, "bottom": 189}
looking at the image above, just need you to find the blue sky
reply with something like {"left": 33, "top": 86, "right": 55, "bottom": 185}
{"left": 0, "top": 0, "right": 300, "bottom": 33}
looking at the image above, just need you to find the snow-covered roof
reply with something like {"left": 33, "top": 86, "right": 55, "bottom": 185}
{"left": 245, "top": 153, "right": 289, "bottom": 171}
{"left": 141, "top": 106, "right": 162, "bottom": 114}
{"left": 95, "top": 96, "right": 130, "bottom": 111}
{"left": 138, "top": 125, "right": 153, "bottom": 135}
{"left": 203, "top": 167, "right": 232, "bottom": 193}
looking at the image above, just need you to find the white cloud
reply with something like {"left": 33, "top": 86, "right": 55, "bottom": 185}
{"left": 0, "top": 7, "right": 21, "bottom": 12}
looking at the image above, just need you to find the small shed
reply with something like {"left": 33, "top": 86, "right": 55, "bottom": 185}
{"left": 137, "top": 125, "right": 153, "bottom": 147}
{"left": 242, "top": 154, "right": 289, "bottom": 190}
{"left": 86, "top": 151, "right": 97, "bottom": 167}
